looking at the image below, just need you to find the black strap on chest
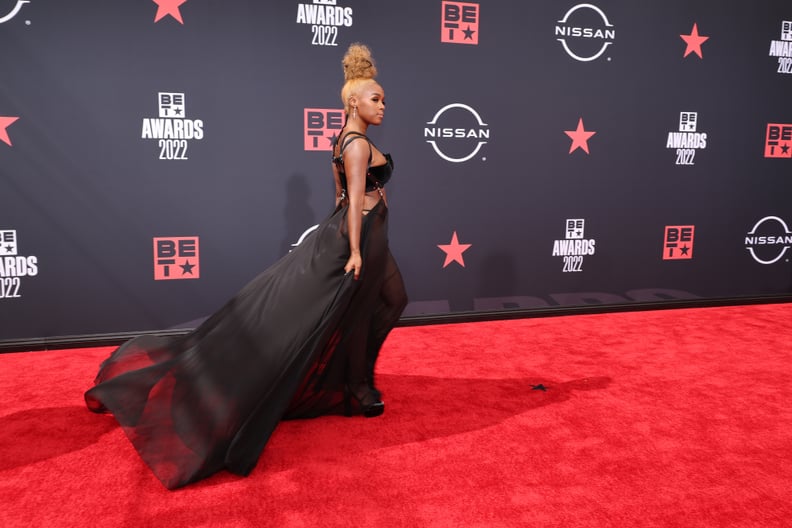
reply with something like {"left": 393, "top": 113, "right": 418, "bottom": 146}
{"left": 337, "top": 131, "right": 373, "bottom": 167}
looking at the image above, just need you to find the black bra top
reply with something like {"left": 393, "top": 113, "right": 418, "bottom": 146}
{"left": 332, "top": 132, "right": 394, "bottom": 192}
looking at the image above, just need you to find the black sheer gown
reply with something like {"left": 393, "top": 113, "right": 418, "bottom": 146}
{"left": 85, "top": 141, "right": 407, "bottom": 489}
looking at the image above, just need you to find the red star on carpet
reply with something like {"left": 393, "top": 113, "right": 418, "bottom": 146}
{"left": 564, "top": 118, "right": 596, "bottom": 154}
{"left": 0, "top": 116, "right": 20, "bottom": 146}
{"left": 680, "top": 23, "right": 709, "bottom": 59}
{"left": 437, "top": 231, "right": 472, "bottom": 268}
{"left": 153, "top": 0, "right": 188, "bottom": 24}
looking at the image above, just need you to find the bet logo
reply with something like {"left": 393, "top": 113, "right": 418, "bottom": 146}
{"left": 764, "top": 123, "right": 792, "bottom": 158}
{"left": 304, "top": 108, "right": 344, "bottom": 151}
{"left": 441, "top": 1, "right": 479, "bottom": 45}
{"left": 153, "top": 237, "right": 200, "bottom": 280}
{"left": 663, "top": 226, "right": 694, "bottom": 260}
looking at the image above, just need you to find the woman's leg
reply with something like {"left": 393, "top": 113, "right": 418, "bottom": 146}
{"left": 366, "top": 250, "right": 408, "bottom": 394}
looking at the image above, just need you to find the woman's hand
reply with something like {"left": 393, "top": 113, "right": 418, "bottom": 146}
{"left": 344, "top": 250, "right": 362, "bottom": 280}
{"left": 335, "top": 188, "right": 346, "bottom": 209}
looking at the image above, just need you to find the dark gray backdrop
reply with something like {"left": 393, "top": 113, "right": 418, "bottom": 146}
{"left": 2, "top": 0, "right": 791, "bottom": 342}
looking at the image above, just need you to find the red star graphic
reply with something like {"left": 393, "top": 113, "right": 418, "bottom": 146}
{"left": 153, "top": 0, "right": 188, "bottom": 24}
{"left": 0, "top": 116, "right": 19, "bottom": 146}
{"left": 564, "top": 118, "right": 596, "bottom": 154}
{"left": 680, "top": 23, "right": 709, "bottom": 59}
{"left": 437, "top": 231, "right": 472, "bottom": 268}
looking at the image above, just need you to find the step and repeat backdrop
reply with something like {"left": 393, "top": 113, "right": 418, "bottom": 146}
{"left": 1, "top": 0, "right": 791, "bottom": 342}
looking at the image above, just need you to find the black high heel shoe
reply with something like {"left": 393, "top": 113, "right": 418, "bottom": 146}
{"left": 345, "top": 383, "right": 385, "bottom": 418}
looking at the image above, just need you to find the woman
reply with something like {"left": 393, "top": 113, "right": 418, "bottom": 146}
{"left": 84, "top": 43, "right": 407, "bottom": 490}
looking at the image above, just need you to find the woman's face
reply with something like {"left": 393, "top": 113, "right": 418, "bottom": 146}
{"left": 355, "top": 82, "right": 385, "bottom": 126}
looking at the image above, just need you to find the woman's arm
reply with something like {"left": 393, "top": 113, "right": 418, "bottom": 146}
{"left": 340, "top": 139, "right": 370, "bottom": 280}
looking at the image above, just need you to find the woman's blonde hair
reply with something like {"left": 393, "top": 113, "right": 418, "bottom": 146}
{"left": 340, "top": 43, "right": 379, "bottom": 114}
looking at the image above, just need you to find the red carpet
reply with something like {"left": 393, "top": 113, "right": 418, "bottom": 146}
{"left": 1, "top": 304, "right": 791, "bottom": 527}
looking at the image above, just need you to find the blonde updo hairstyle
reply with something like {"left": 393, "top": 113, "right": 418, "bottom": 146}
{"left": 340, "top": 43, "right": 379, "bottom": 115}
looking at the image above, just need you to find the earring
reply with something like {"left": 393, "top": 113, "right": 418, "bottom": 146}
{"left": 352, "top": 106, "right": 357, "bottom": 120}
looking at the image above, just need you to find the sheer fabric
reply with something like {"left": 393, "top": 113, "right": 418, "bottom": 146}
{"left": 85, "top": 200, "right": 406, "bottom": 489}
